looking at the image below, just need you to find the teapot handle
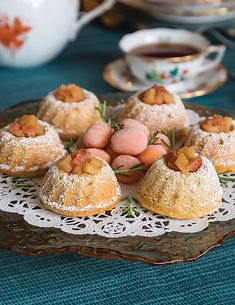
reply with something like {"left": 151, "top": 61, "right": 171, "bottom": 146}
{"left": 70, "top": 0, "right": 117, "bottom": 39}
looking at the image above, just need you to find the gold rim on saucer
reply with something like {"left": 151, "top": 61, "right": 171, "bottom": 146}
{"left": 103, "top": 58, "right": 228, "bottom": 99}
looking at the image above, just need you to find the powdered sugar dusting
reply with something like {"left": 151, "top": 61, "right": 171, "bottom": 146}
{"left": 185, "top": 120, "right": 235, "bottom": 168}
{"left": 0, "top": 120, "right": 66, "bottom": 172}
{"left": 45, "top": 89, "right": 100, "bottom": 108}
{"left": 120, "top": 90, "right": 189, "bottom": 133}
{"left": 39, "top": 159, "right": 121, "bottom": 213}
{"left": 137, "top": 156, "right": 223, "bottom": 218}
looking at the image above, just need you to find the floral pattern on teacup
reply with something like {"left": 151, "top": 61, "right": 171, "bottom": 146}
{"left": 146, "top": 67, "right": 189, "bottom": 83}
{"left": 0, "top": 15, "right": 31, "bottom": 51}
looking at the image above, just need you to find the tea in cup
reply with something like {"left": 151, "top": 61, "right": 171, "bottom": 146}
{"left": 119, "top": 28, "right": 226, "bottom": 84}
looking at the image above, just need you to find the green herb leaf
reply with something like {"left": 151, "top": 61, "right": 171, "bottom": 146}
{"left": 122, "top": 196, "right": 140, "bottom": 217}
{"left": 218, "top": 175, "right": 235, "bottom": 184}
{"left": 96, "top": 101, "right": 108, "bottom": 122}
{"left": 12, "top": 181, "right": 34, "bottom": 189}
{"left": 66, "top": 138, "right": 77, "bottom": 154}
{"left": 113, "top": 163, "right": 148, "bottom": 177}
{"left": 167, "top": 128, "right": 176, "bottom": 151}
{"left": 148, "top": 131, "right": 159, "bottom": 145}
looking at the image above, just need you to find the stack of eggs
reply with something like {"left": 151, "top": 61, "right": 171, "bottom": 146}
{"left": 77, "top": 118, "right": 170, "bottom": 184}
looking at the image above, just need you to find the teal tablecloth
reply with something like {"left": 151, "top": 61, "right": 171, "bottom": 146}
{"left": 0, "top": 22, "right": 235, "bottom": 305}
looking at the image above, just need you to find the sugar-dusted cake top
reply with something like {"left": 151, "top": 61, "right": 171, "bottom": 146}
{"left": 54, "top": 84, "right": 85, "bottom": 103}
{"left": 200, "top": 114, "right": 233, "bottom": 133}
{"left": 8, "top": 114, "right": 45, "bottom": 138}
{"left": 140, "top": 85, "right": 174, "bottom": 105}
{"left": 166, "top": 146, "right": 202, "bottom": 174}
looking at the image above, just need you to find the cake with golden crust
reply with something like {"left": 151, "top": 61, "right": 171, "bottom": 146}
{"left": 137, "top": 147, "right": 222, "bottom": 219}
{"left": 0, "top": 115, "right": 65, "bottom": 177}
{"left": 39, "top": 150, "right": 121, "bottom": 217}
{"left": 37, "top": 84, "right": 101, "bottom": 140}
{"left": 185, "top": 115, "right": 235, "bottom": 173}
{"left": 120, "top": 85, "right": 189, "bottom": 139}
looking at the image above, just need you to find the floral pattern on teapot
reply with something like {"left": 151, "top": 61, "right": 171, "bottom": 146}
{"left": 0, "top": 15, "right": 31, "bottom": 51}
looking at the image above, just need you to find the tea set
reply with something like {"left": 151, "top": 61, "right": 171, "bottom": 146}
{"left": 0, "top": 0, "right": 227, "bottom": 97}
{"left": 104, "top": 28, "right": 227, "bottom": 97}
{"left": 0, "top": 0, "right": 116, "bottom": 67}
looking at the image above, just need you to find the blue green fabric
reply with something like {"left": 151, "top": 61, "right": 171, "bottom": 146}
{"left": 0, "top": 21, "right": 235, "bottom": 305}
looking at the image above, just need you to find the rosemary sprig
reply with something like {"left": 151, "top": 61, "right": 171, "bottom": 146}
{"left": 148, "top": 131, "right": 159, "bottom": 145}
{"left": 96, "top": 101, "right": 123, "bottom": 132}
{"left": 113, "top": 163, "right": 148, "bottom": 177}
{"left": 96, "top": 101, "right": 108, "bottom": 123}
{"left": 66, "top": 138, "right": 77, "bottom": 153}
{"left": 110, "top": 120, "right": 123, "bottom": 132}
{"left": 168, "top": 128, "right": 176, "bottom": 151}
{"left": 218, "top": 173, "right": 235, "bottom": 184}
{"left": 12, "top": 181, "right": 34, "bottom": 189}
{"left": 122, "top": 196, "right": 140, "bottom": 217}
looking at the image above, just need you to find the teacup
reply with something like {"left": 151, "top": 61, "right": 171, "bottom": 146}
{"left": 119, "top": 28, "right": 226, "bottom": 85}
{"left": 0, "top": 0, "right": 116, "bottom": 68}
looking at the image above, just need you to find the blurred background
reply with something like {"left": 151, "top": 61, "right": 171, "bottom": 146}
{"left": 0, "top": 0, "right": 234, "bottom": 109}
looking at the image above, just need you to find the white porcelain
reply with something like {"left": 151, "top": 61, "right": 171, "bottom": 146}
{"left": 103, "top": 57, "right": 227, "bottom": 98}
{"left": 0, "top": 0, "right": 116, "bottom": 68}
{"left": 119, "top": 28, "right": 226, "bottom": 85}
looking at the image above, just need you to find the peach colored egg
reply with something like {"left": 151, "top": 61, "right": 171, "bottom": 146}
{"left": 111, "top": 128, "right": 148, "bottom": 155}
{"left": 86, "top": 148, "right": 111, "bottom": 164}
{"left": 120, "top": 118, "right": 150, "bottom": 136}
{"left": 112, "top": 155, "right": 143, "bottom": 184}
{"left": 137, "top": 144, "right": 167, "bottom": 166}
{"left": 83, "top": 122, "right": 113, "bottom": 149}
{"left": 105, "top": 145, "right": 119, "bottom": 162}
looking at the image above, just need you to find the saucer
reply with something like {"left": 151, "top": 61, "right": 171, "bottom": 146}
{"left": 103, "top": 58, "right": 227, "bottom": 99}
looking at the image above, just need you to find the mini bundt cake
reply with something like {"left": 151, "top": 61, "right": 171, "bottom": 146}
{"left": 185, "top": 114, "right": 235, "bottom": 173}
{"left": 39, "top": 150, "right": 121, "bottom": 217}
{"left": 0, "top": 115, "right": 66, "bottom": 177}
{"left": 37, "top": 84, "right": 101, "bottom": 140}
{"left": 120, "top": 85, "right": 189, "bottom": 139}
{"left": 137, "top": 146, "right": 223, "bottom": 219}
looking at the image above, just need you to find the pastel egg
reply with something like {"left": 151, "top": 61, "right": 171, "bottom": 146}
{"left": 111, "top": 128, "right": 148, "bottom": 155}
{"left": 137, "top": 144, "right": 167, "bottom": 166}
{"left": 120, "top": 119, "right": 150, "bottom": 136}
{"left": 86, "top": 148, "right": 111, "bottom": 164}
{"left": 112, "top": 155, "right": 143, "bottom": 184}
{"left": 83, "top": 122, "right": 113, "bottom": 149}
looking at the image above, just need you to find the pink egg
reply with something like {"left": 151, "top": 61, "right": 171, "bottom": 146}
{"left": 112, "top": 155, "right": 143, "bottom": 184}
{"left": 120, "top": 118, "right": 150, "bottom": 136}
{"left": 83, "top": 122, "right": 113, "bottom": 149}
{"left": 86, "top": 148, "right": 111, "bottom": 164}
{"left": 111, "top": 128, "right": 148, "bottom": 155}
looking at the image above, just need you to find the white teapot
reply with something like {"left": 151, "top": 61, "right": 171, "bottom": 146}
{"left": 0, "top": 0, "right": 116, "bottom": 68}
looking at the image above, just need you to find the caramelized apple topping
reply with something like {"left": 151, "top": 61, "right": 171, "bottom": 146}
{"left": 166, "top": 146, "right": 202, "bottom": 174}
{"left": 200, "top": 115, "right": 233, "bottom": 133}
{"left": 8, "top": 115, "right": 45, "bottom": 138}
{"left": 54, "top": 84, "right": 85, "bottom": 103}
{"left": 58, "top": 149, "right": 103, "bottom": 175}
{"left": 140, "top": 85, "right": 174, "bottom": 105}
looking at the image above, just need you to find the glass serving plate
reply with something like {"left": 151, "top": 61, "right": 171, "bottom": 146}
{"left": 0, "top": 93, "right": 234, "bottom": 265}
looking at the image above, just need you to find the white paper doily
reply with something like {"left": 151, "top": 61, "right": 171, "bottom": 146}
{"left": 0, "top": 108, "right": 234, "bottom": 238}
{"left": 0, "top": 172, "right": 234, "bottom": 237}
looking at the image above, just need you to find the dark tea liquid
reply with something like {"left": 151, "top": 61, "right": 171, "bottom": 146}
{"left": 130, "top": 43, "right": 200, "bottom": 58}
